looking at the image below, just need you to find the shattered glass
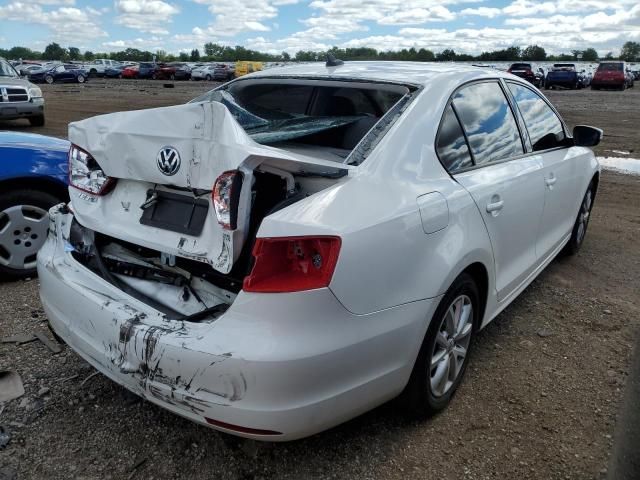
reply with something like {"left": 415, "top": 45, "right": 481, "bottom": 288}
{"left": 206, "top": 90, "right": 365, "bottom": 144}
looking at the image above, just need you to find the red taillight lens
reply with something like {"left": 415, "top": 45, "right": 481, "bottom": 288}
{"left": 243, "top": 236, "right": 341, "bottom": 293}
{"left": 68, "top": 144, "right": 115, "bottom": 195}
{"left": 212, "top": 170, "right": 243, "bottom": 230}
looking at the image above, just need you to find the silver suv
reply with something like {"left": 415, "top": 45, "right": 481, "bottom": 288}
{"left": 0, "top": 57, "right": 45, "bottom": 126}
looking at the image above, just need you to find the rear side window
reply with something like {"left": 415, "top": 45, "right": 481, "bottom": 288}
{"left": 436, "top": 105, "right": 473, "bottom": 172}
{"left": 452, "top": 82, "right": 523, "bottom": 165}
{"left": 507, "top": 82, "right": 566, "bottom": 151}
{"left": 597, "top": 63, "right": 623, "bottom": 71}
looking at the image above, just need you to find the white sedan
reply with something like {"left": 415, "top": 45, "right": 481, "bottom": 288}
{"left": 38, "top": 62, "right": 601, "bottom": 440}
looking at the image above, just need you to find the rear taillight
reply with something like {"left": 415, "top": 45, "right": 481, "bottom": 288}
{"left": 212, "top": 170, "right": 243, "bottom": 230}
{"left": 243, "top": 236, "right": 341, "bottom": 293}
{"left": 68, "top": 144, "right": 115, "bottom": 195}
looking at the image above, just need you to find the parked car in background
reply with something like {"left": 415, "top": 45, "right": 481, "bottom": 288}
{"left": 234, "top": 60, "right": 263, "bottom": 77}
{"left": 592, "top": 62, "right": 631, "bottom": 90}
{"left": 0, "top": 131, "right": 68, "bottom": 278}
{"left": 0, "top": 57, "right": 46, "bottom": 126}
{"left": 15, "top": 64, "right": 43, "bottom": 76}
{"left": 507, "top": 62, "right": 544, "bottom": 87}
{"left": 39, "top": 62, "right": 602, "bottom": 441}
{"left": 81, "top": 59, "right": 120, "bottom": 77}
{"left": 545, "top": 64, "right": 589, "bottom": 89}
{"left": 213, "top": 63, "right": 235, "bottom": 81}
{"left": 104, "top": 65, "right": 126, "bottom": 78}
{"left": 190, "top": 64, "right": 215, "bottom": 81}
{"left": 121, "top": 65, "right": 139, "bottom": 79}
{"left": 29, "top": 64, "right": 88, "bottom": 84}
{"left": 153, "top": 63, "right": 191, "bottom": 80}
{"left": 137, "top": 62, "right": 158, "bottom": 79}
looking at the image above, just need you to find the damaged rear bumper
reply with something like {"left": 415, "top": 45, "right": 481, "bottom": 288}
{"left": 37, "top": 205, "right": 440, "bottom": 440}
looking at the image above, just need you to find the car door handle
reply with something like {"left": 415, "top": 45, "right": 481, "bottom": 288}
{"left": 486, "top": 200, "right": 504, "bottom": 213}
{"left": 545, "top": 174, "right": 557, "bottom": 186}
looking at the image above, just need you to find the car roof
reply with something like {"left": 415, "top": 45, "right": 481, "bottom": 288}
{"left": 244, "top": 61, "right": 513, "bottom": 86}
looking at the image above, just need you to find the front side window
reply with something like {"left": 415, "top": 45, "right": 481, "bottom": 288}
{"left": 0, "top": 59, "right": 18, "bottom": 77}
{"left": 436, "top": 105, "right": 473, "bottom": 173}
{"left": 452, "top": 82, "right": 523, "bottom": 165}
{"left": 507, "top": 82, "right": 566, "bottom": 151}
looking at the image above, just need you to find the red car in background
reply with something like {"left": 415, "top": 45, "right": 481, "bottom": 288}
{"left": 152, "top": 63, "right": 191, "bottom": 80}
{"left": 121, "top": 65, "right": 139, "bottom": 79}
{"left": 592, "top": 61, "right": 634, "bottom": 90}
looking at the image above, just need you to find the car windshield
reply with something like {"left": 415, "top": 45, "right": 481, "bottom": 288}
{"left": 510, "top": 63, "right": 531, "bottom": 70}
{"left": 598, "top": 63, "right": 623, "bottom": 71}
{"left": 0, "top": 59, "right": 18, "bottom": 77}
{"left": 189, "top": 82, "right": 408, "bottom": 148}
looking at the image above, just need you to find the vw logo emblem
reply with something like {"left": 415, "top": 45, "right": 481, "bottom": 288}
{"left": 157, "top": 146, "right": 181, "bottom": 176}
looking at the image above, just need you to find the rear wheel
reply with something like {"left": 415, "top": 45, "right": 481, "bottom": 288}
{"left": 28, "top": 115, "right": 45, "bottom": 127}
{"left": 44, "top": 75, "right": 54, "bottom": 84}
{"left": 564, "top": 182, "right": 595, "bottom": 255}
{"left": 206, "top": 74, "right": 212, "bottom": 81}
{"left": 400, "top": 273, "right": 479, "bottom": 415}
{"left": 170, "top": 74, "right": 175, "bottom": 80}
{"left": 77, "top": 74, "right": 85, "bottom": 83}
{"left": 0, "top": 190, "right": 62, "bottom": 279}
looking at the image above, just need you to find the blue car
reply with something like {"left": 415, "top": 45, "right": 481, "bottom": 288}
{"left": 104, "top": 65, "right": 126, "bottom": 78}
{"left": 29, "top": 64, "right": 88, "bottom": 84}
{"left": 0, "top": 131, "right": 69, "bottom": 278}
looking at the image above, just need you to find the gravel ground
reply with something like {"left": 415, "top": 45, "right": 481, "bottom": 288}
{"left": 0, "top": 78, "right": 639, "bottom": 480}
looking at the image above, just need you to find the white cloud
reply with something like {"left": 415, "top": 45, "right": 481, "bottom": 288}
{"left": 102, "top": 36, "right": 165, "bottom": 51}
{"left": 115, "top": 0, "right": 180, "bottom": 35}
{"left": 461, "top": 7, "right": 502, "bottom": 18}
{"left": 0, "top": 2, "right": 107, "bottom": 43}
{"left": 192, "top": 0, "right": 284, "bottom": 36}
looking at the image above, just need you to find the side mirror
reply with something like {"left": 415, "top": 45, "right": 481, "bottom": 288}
{"left": 573, "top": 125, "right": 603, "bottom": 147}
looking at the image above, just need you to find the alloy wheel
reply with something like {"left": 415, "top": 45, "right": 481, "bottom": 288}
{"left": 430, "top": 295, "right": 473, "bottom": 398}
{"left": 576, "top": 188, "right": 592, "bottom": 244}
{"left": 0, "top": 205, "right": 49, "bottom": 271}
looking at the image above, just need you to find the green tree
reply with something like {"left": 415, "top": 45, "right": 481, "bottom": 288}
{"left": 436, "top": 49, "right": 457, "bottom": 61}
{"left": 7, "top": 46, "right": 38, "bottom": 60}
{"left": 522, "top": 45, "right": 546, "bottom": 61}
{"left": 581, "top": 48, "right": 598, "bottom": 62}
{"left": 604, "top": 51, "right": 615, "bottom": 60}
{"left": 179, "top": 51, "right": 189, "bottom": 61}
{"left": 190, "top": 48, "right": 200, "bottom": 61}
{"left": 620, "top": 41, "right": 640, "bottom": 62}
{"left": 281, "top": 51, "right": 290, "bottom": 61}
{"left": 416, "top": 48, "right": 435, "bottom": 61}
{"left": 83, "top": 50, "right": 95, "bottom": 61}
{"left": 42, "top": 42, "right": 67, "bottom": 61}
{"left": 68, "top": 47, "right": 81, "bottom": 60}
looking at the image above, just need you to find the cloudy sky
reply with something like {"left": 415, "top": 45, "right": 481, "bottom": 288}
{"left": 0, "top": 0, "right": 639, "bottom": 55}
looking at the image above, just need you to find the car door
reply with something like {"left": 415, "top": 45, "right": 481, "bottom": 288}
{"left": 505, "top": 81, "right": 585, "bottom": 259}
{"left": 443, "top": 81, "right": 546, "bottom": 301}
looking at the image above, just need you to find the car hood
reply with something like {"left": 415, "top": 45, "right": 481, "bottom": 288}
{"left": 0, "top": 77, "right": 34, "bottom": 87}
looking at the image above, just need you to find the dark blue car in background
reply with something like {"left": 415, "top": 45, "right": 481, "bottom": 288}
{"left": 29, "top": 64, "right": 88, "bottom": 84}
{"left": 0, "top": 131, "right": 68, "bottom": 279}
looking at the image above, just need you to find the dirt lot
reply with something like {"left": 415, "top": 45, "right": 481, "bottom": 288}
{"left": 1, "top": 79, "right": 639, "bottom": 480}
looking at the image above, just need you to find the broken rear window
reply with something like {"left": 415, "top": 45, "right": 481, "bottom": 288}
{"left": 189, "top": 79, "right": 412, "bottom": 163}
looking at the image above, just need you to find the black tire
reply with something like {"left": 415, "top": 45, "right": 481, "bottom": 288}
{"left": 563, "top": 181, "right": 595, "bottom": 256}
{"left": 44, "top": 75, "right": 54, "bottom": 84}
{"left": 29, "top": 115, "right": 45, "bottom": 127}
{"left": 170, "top": 74, "right": 175, "bottom": 81}
{"left": 592, "top": 85, "right": 599, "bottom": 90}
{"left": 151, "top": 73, "right": 157, "bottom": 80}
{"left": 545, "top": 82, "right": 550, "bottom": 90}
{"left": 89, "top": 69, "right": 97, "bottom": 78}
{"left": 77, "top": 74, "right": 85, "bottom": 83}
{"left": 0, "top": 190, "right": 63, "bottom": 280}
{"left": 118, "top": 73, "right": 123, "bottom": 79}
{"left": 206, "top": 74, "right": 212, "bottom": 81}
{"left": 400, "top": 273, "right": 479, "bottom": 416}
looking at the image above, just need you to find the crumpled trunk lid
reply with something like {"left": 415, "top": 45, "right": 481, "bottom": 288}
{"left": 68, "top": 102, "right": 350, "bottom": 274}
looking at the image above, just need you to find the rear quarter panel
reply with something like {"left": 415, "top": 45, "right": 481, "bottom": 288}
{"left": 0, "top": 133, "right": 69, "bottom": 185}
{"left": 259, "top": 78, "right": 495, "bottom": 316}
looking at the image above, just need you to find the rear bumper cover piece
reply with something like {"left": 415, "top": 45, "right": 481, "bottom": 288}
{"left": 37, "top": 205, "right": 439, "bottom": 440}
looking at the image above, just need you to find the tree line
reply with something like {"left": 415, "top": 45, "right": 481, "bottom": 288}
{"left": 2, "top": 41, "right": 639, "bottom": 64}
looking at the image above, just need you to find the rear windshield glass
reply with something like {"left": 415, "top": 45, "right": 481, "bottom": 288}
{"left": 510, "top": 63, "right": 531, "bottom": 70}
{"left": 553, "top": 64, "right": 576, "bottom": 71}
{"left": 598, "top": 63, "right": 623, "bottom": 71}
{"left": 190, "top": 81, "right": 409, "bottom": 156}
